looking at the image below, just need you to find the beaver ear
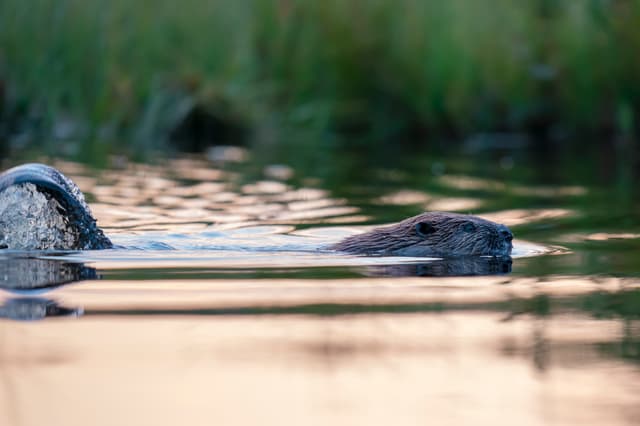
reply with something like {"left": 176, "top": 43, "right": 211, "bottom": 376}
{"left": 415, "top": 222, "right": 436, "bottom": 237}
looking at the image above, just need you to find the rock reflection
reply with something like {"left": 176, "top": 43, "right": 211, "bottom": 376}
{"left": 366, "top": 256, "right": 512, "bottom": 277}
{"left": 0, "top": 297, "right": 82, "bottom": 321}
{"left": 0, "top": 257, "right": 94, "bottom": 321}
{"left": 0, "top": 257, "right": 98, "bottom": 290}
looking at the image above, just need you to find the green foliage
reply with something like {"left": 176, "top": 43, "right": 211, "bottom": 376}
{"left": 1, "top": 0, "right": 640, "bottom": 156}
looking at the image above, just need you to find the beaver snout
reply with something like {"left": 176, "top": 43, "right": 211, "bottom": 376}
{"left": 496, "top": 225, "right": 514, "bottom": 256}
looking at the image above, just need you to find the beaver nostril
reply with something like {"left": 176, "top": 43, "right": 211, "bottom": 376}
{"left": 501, "top": 229, "right": 513, "bottom": 241}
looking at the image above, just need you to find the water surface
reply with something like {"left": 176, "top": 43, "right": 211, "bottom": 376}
{"left": 1, "top": 150, "right": 640, "bottom": 426}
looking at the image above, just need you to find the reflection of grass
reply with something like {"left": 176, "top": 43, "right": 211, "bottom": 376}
{"left": 269, "top": 291, "right": 637, "bottom": 319}
{"left": 597, "top": 319, "right": 640, "bottom": 363}
{"left": 581, "top": 289, "right": 640, "bottom": 319}
{"left": 1, "top": 0, "right": 639, "bottom": 157}
{"left": 86, "top": 291, "right": 640, "bottom": 319}
{"left": 505, "top": 294, "right": 551, "bottom": 317}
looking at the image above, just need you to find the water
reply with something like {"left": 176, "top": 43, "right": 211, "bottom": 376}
{"left": 1, "top": 149, "right": 640, "bottom": 426}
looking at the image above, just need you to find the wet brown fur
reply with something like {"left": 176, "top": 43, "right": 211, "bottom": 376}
{"left": 331, "top": 212, "right": 513, "bottom": 257}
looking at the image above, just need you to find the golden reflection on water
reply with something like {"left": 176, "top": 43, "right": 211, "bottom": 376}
{"left": 48, "top": 159, "right": 583, "bottom": 238}
{"left": 481, "top": 208, "right": 576, "bottom": 227}
{"left": 52, "top": 158, "right": 367, "bottom": 233}
{"left": 438, "top": 174, "right": 587, "bottom": 197}
{"left": 375, "top": 189, "right": 484, "bottom": 212}
{"left": 426, "top": 197, "right": 482, "bottom": 212}
{"left": 1, "top": 276, "right": 634, "bottom": 310}
{"left": 1, "top": 158, "right": 632, "bottom": 425}
{"left": 375, "top": 190, "right": 432, "bottom": 205}
{"left": 586, "top": 233, "right": 640, "bottom": 241}
{"left": 0, "top": 309, "right": 639, "bottom": 426}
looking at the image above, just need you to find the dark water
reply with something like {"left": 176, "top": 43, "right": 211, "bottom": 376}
{"left": 1, "top": 147, "right": 640, "bottom": 426}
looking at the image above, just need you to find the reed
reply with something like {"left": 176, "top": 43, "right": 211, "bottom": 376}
{"left": 1, "top": 0, "right": 639, "bottom": 157}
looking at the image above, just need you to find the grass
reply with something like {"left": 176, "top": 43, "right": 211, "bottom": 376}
{"left": 1, "top": 0, "right": 640, "bottom": 158}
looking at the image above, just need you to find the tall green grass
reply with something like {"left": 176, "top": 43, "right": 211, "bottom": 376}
{"left": 1, "top": 0, "right": 639, "bottom": 156}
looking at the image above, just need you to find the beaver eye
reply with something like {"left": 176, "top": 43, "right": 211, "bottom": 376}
{"left": 415, "top": 222, "right": 436, "bottom": 237}
{"left": 462, "top": 222, "right": 476, "bottom": 233}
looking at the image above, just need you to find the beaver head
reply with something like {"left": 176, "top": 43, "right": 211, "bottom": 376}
{"left": 331, "top": 212, "right": 513, "bottom": 257}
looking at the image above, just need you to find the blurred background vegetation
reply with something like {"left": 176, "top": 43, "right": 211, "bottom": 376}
{"left": 0, "top": 0, "right": 639, "bottom": 163}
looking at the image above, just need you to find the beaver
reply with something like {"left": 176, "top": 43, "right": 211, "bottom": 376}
{"left": 330, "top": 212, "right": 513, "bottom": 257}
{"left": 0, "top": 164, "right": 513, "bottom": 257}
